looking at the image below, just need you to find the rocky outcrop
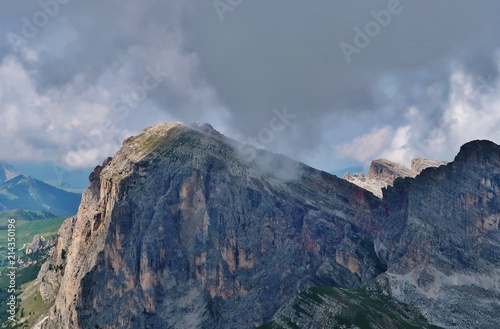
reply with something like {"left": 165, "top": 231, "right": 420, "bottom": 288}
{"left": 38, "top": 123, "right": 500, "bottom": 329}
{"left": 25, "top": 235, "right": 46, "bottom": 254}
{"left": 369, "top": 158, "right": 417, "bottom": 185}
{"left": 345, "top": 158, "right": 448, "bottom": 198}
{"left": 411, "top": 158, "right": 448, "bottom": 174}
{"left": 38, "top": 216, "right": 77, "bottom": 302}
{"left": 343, "top": 172, "right": 389, "bottom": 198}
{"left": 344, "top": 158, "right": 416, "bottom": 198}
{"left": 377, "top": 140, "right": 500, "bottom": 328}
{"left": 39, "top": 123, "right": 382, "bottom": 329}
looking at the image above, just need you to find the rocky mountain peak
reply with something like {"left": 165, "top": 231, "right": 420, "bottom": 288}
{"left": 453, "top": 139, "right": 500, "bottom": 165}
{"left": 368, "top": 158, "right": 416, "bottom": 185}
{"left": 38, "top": 121, "right": 382, "bottom": 328}
{"left": 37, "top": 124, "right": 500, "bottom": 329}
{"left": 344, "top": 158, "right": 418, "bottom": 198}
{"left": 345, "top": 155, "right": 452, "bottom": 198}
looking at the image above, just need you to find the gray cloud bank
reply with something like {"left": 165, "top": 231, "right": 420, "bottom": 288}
{"left": 0, "top": 0, "right": 499, "bottom": 174}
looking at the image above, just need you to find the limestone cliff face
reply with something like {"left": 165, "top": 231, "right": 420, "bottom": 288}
{"left": 262, "top": 140, "right": 500, "bottom": 328}
{"left": 410, "top": 158, "right": 448, "bottom": 174}
{"left": 39, "top": 124, "right": 500, "bottom": 329}
{"left": 377, "top": 140, "right": 500, "bottom": 328}
{"left": 369, "top": 158, "right": 417, "bottom": 185}
{"left": 39, "top": 123, "right": 382, "bottom": 328}
{"left": 25, "top": 234, "right": 45, "bottom": 254}
{"left": 344, "top": 158, "right": 416, "bottom": 198}
{"left": 345, "top": 158, "right": 448, "bottom": 198}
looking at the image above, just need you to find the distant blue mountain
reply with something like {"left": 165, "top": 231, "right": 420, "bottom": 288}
{"left": 0, "top": 175, "right": 81, "bottom": 217}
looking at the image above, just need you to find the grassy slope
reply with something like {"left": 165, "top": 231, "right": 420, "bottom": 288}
{"left": 13, "top": 279, "right": 53, "bottom": 329}
{"left": 0, "top": 259, "right": 53, "bottom": 328}
{"left": 0, "top": 210, "right": 66, "bottom": 327}
{"left": 259, "top": 280, "right": 444, "bottom": 329}
{"left": 0, "top": 216, "right": 66, "bottom": 268}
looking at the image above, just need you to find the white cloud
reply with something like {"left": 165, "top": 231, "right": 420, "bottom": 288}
{"left": 1, "top": 1, "right": 500, "bottom": 175}
{"left": 0, "top": 56, "right": 181, "bottom": 168}
{"left": 336, "top": 66, "right": 500, "bottom": 167}
{"left": 335, "top": 126, "right": 393, "bottom": 164}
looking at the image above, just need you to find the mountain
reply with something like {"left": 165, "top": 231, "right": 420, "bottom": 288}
{"left": 44, "top": 180, "right": 85, "bottom": 194}
{"left": 0, "top": 175, "right": 82, "bottom": 217}
{"left": 344, "top": 158, "right": 448, "bottom": 197}
{"left": 37, "top": 123, "right": 499, "bottom": 328}
{"left": 0, "top": 161, "right": 19, "bottom": 183}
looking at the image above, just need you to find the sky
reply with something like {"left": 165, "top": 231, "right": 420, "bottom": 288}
{"left": 0, "top": 0, "right": 499, "bottom": 187}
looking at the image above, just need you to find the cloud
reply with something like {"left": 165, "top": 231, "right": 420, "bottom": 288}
{"left": 350, "top": 62, "right": 500, "bottom": 167}
{"left": 0, "top": 0, "right": 499, "bottom": 175}
{"left": 0, "top": 1, "right": 233, "bottom": 169}
{"left": 335, "top": 126, "right": 393, "bottom": 164}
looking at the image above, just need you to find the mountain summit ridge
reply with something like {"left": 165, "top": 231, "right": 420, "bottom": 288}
{"left": 344, "top": 156, "right": 449, "bottom": 197}
{"left": 0, "top": 174, "right": 82, "bottom": 216}
{"left": 37, "top": 123, "right": 500, "bottom": 328}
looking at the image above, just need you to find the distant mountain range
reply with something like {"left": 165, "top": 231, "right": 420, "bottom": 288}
{"left": 0, "top": 175, "right": 82, "bottom": 217}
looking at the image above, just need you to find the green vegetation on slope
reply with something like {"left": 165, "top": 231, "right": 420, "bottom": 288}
{"left": 0, "top": 209, "right": 66, "bottom": 328}
{"left": 12, "top": 279, "right": 53, "bottom": 329}
{"left": 0, "top": 259, "right": 50, "bottom": 328}
{"left": 0, "top": 216, "right": 65, "bottom": 268}
{"left": 259, "top": 277, "right": 444, "bottom": 329}
{"left": 0, "top": 210, "right": 56, "bottom": 222}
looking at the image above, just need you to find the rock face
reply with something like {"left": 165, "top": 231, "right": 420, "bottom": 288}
{"left": 25, "top": 234, "right": 46, "bottom": 254}
{"left": 38, "top": 216, "right": 77, "bottom": 302}
{"left": 38, "top": 122, "right": 500, "bottom": 329}
{"left": 377, "top": 140, "right": 500, "bottom": 328}
{"left": 345, "top": 158, "right": 448, "bottom": 198}
{"left": 39, "top": 123, "right": 382, "bottom": 328}
{"left": 411, "top": 158, "right": 448, "bottom": 174}
{"left": 369, "top": 158, "right": 417, "bottom": 185}
{"left": 343, "top": 172, "right": 389, "bottom": 198}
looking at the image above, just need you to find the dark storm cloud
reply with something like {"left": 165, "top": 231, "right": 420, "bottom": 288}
{"left": 0, "top": 0, "right": 499, "bottom": 172}
{"left": 181, "top": 1, "right": 498, "bottom": 125}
